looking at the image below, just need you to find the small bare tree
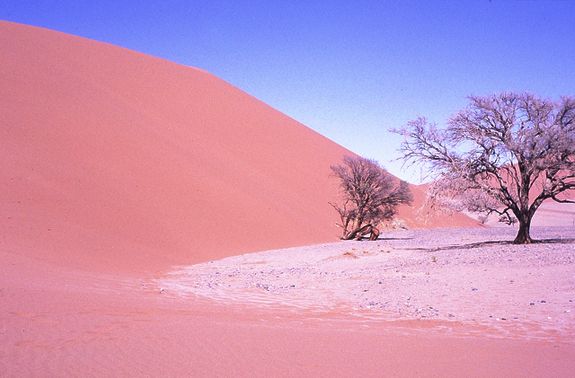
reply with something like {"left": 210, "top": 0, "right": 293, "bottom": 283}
{"left": 394, "top": 92, "right": 575, "bottom": 244}
{"left": 330, "top": 156, "right": 413, "bottom": 240}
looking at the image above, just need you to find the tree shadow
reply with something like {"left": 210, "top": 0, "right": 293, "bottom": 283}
{"left": 355, "top": 236, "right": 413, "bottom": 241}
{"left": 402, "top": 238, "right": 575, "bottom": 253}
{"left": 535, "top": 238, "right": 575, "bottom": 245}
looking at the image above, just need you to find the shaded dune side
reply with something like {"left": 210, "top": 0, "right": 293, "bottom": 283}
{"left": 0, "top": 21, "right": 475, "bottom": 274}
{"left": 397, "top": 184, "right": 480, "bottom": 229}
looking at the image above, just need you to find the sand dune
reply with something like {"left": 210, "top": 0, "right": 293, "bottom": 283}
{"left": 532, "top": 202, "right": 575, "bottom": 227}
{"left": 398, "top": 184, "right": 480, "bottom": 229}
{"left": 0, "top": 21, "right": 477, "bottom": 274}
{"left": 0, "top": 20, "right": 349, "bottom": 273}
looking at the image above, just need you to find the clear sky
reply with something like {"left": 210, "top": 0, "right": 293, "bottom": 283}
{"left": 2, "top": 1, "right": 574, "bottom": 183}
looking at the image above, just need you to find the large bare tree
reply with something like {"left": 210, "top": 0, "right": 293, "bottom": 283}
{"left": 330, "top": 156, "right": 412, "bottom": 240}
{"left": 394, "top": 92, "right": 575, "bottom": 244}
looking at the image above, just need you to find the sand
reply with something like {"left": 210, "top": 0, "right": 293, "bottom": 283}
{"left": 3, "top": 227, "right": 575, "bottom": 377}
{"left": 2, "top": 21, "right": 575, "bottom": 377}
{"left": 161, "top": 226, "right": 575, "bottom": 341}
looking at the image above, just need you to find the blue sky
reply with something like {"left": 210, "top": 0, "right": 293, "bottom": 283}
{"left": 2, "top": 1, "right": 574, "bottom": 183}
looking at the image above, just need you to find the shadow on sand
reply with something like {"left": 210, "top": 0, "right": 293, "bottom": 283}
{"left": 399, "top": 238, "right": 575, "bottom": 253}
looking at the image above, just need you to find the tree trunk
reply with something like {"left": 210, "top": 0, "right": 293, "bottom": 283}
{"left": 513, "top": 217, "right": 533, "bottom": 244}
{"left": 342, "top": 224, "right": 378, "bottom": 241}
{"left": 369, "top": 226, "right": 380, "bottom": 241}
{"left": 342, "top": 225, "right": 363, "bottom": 240}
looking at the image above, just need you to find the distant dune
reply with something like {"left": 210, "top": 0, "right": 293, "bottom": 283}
{"left": 531, "top": 202, "right": 575, "bottom": 227}
{"left": 0, "top": 21, "right": 476, "bottom": 274}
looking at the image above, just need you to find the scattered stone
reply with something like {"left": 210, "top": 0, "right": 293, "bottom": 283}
{"left": 256, "top": 283, "right": 270, "bottom": 291}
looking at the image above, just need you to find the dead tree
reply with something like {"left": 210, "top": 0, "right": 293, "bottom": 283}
{"left": 330, "top": 156, "right": 413, "bottom": 240}
{"left": 394, "top": 92, "right": 575, "bottom": 244}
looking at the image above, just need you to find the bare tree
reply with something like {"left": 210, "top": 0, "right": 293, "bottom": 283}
{"left": 394, "top": 92, "right": 575, "bottom": 244}
{"left": 330, "top": 156, "right": 413, "bottom": 240}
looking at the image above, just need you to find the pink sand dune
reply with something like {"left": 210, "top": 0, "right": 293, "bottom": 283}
{"left": 398, "top": 184, "right": 479, "bottom": 229}
{"left": 1, "top": 20, "right": 349, "bottom": 274}
{"left": 0, "top": 21, "right": 476, "bottom": 274}
{"left": 532, "top": 202, "right": 575, "bottom": 227}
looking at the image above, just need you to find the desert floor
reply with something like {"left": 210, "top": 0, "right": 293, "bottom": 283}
{"left": 162, "top": 226, "right": 575, "bottom": 341}
{"left": 3, "top": 226, "right": 575, "bottom": 377}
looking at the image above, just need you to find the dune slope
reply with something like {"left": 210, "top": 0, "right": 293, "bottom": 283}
{"left": 0, "top": 21, "right": 476, "bottom": 273}
{"left": 0, "top": 21, "right": 354, "bottom": 272}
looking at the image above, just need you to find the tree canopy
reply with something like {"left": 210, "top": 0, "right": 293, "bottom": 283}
{"left": 395, "top": 92, "right": 575, "bottom": 243}
{"left": 330, "top": 156, "right": 412, "bottom": 240}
